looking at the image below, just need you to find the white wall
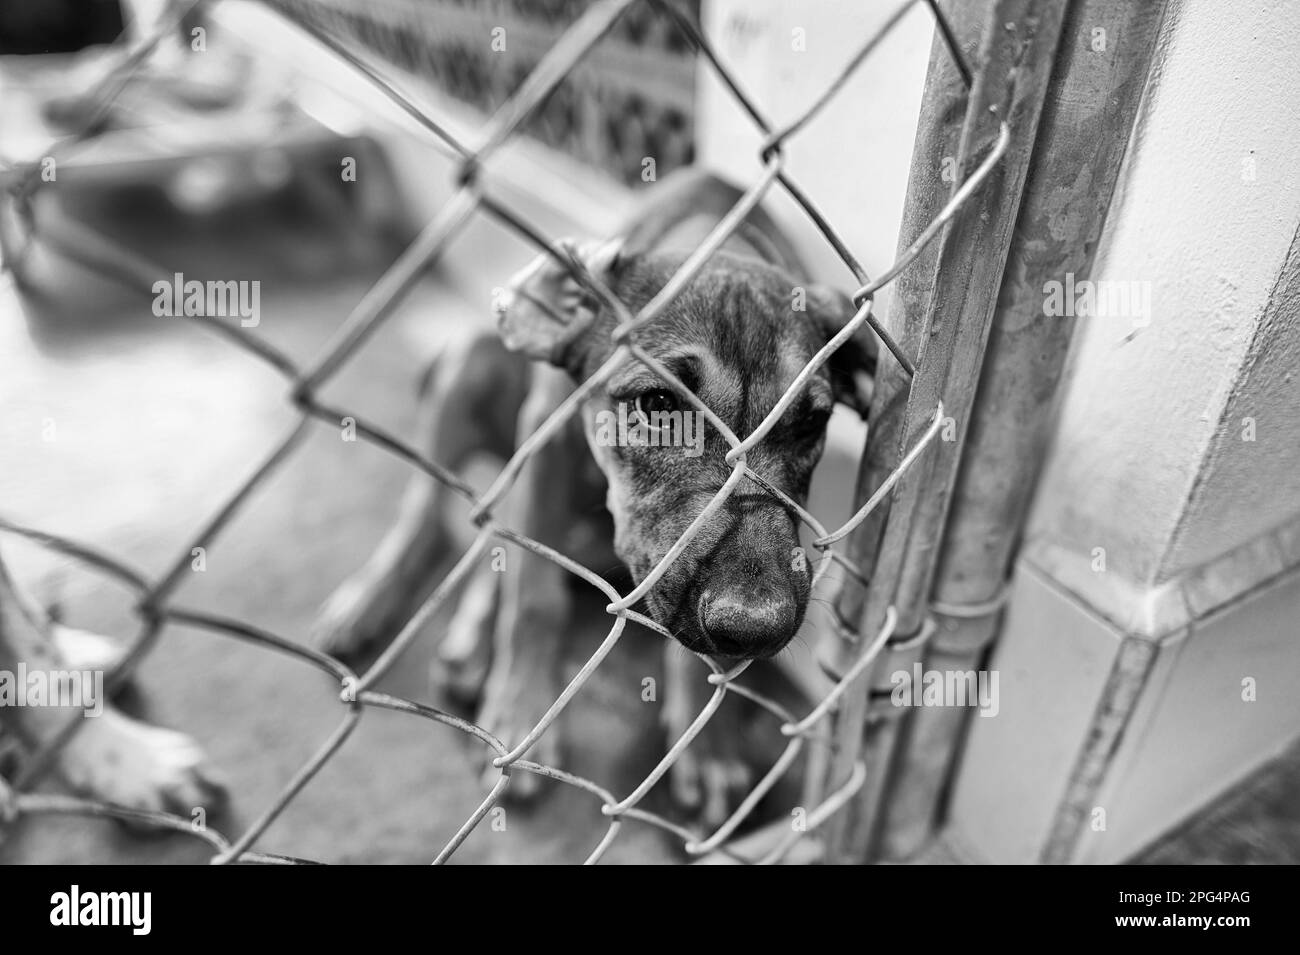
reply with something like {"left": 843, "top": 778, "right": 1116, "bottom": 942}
{"left": 696, "top": 0, "right": 933, "bottom": 305}
{"left": 951, "top": 0, "right": 1300, "bottom": 863}
{"left": 1026, "top": 0, "right": 1300, "bottom": 588}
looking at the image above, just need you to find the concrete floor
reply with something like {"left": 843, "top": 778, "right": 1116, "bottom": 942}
{"left": 2, "top": 179, "right": 1296, "bottom": 865}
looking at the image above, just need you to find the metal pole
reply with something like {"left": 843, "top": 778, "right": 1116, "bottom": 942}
{"left": 812, "top": 0, "right": 979, "bottom": 851}
{"left": 879, "top": 0, "right": 1171, "bottom": 861}
{"left": 822, "top": 0, "right": 1070, "bottom": 863}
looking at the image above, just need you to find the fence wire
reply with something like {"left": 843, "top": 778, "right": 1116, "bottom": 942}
{"left": 0, "top": 0, "right": 1005, "bottom": 864}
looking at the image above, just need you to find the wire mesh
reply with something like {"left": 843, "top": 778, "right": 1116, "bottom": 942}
{"left": 0, "top": 0, "right": 1007, "bottom": 864}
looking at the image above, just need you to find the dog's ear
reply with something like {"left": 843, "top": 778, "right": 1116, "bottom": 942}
{"left": 495, "top": 238, "right": 623, "bottom": 366}
{"left": 806, "top": 284, "right": 878, "bottom": 419}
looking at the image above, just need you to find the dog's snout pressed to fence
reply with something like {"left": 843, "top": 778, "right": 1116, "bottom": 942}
{"left": 0, "top": 0, "right": 1007, "bottom": 864}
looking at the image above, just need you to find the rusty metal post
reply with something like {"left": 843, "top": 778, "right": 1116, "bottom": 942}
{"left": 804, "top": 0, "right": 981, "bottom": 827}
{"left": 822, "top": 0, "right": 1070, "bottom": 863}
{"left": 823, "top": 2, "right": 980, "bottom": 664}
{"left": 878, "top": 0, "right": 1171, "bottom": 861}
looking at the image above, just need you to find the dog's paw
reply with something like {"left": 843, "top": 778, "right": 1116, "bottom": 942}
{"left": 666, "top": 697, "right": 754, "bottom": 829}
{"left": 475, "top": 681, "right": 564, "bottom": 802}
{"left": 430, "top": 598, "right": 495, "bottom": 708}
{"left": 57, "top": 710, "right": 227, "bottom": 817}
{"left": 0, "top": 772, "right": 17, "bottom": 827}
{"left": 311, "top": 574, "right": 393, "bottom": 658}
{"left": 50, "top": 623, "right": 127, "bottom": 672}
{"left": 431, "top": 643, "right": 491, "bottom": 710}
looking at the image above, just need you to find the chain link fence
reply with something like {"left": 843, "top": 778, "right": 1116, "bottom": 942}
{"left": 0, "top": 0, "right": 1008, "bottom": 864}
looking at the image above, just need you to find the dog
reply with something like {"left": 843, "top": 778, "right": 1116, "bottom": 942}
{"left": 312, "top": 169, "right": 876, "bottom": 822}
{"left": 0, "top": 551, "right": 225, "bottom": 820}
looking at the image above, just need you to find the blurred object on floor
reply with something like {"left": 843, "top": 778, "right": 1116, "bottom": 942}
{"left": 0, "top": 0, "right": 125, "bottom": 56}
{"left": 0, "top": 0, "right": 410, "bottom": 243}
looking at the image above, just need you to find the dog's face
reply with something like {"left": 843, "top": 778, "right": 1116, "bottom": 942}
{"left": 498, "top": 242, "right": 874, "bottom": 660}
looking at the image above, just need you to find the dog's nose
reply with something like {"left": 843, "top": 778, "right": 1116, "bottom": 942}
{"left": 698, "top": 588, "right": 798, "bottom": 658}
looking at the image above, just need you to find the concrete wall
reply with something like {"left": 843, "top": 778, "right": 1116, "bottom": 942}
{"left": 1026, "top": 0, "right": 1300, "bottom": 589}
{"left": 949, "top": 0, "right": 1300, "bottom": 863}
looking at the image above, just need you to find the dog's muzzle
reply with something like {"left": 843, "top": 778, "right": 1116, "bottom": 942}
{"left": 697, "top": 584, "right": 799, "bottom": 659}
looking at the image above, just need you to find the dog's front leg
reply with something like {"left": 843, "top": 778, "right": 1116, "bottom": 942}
{"left": 434, "top": 556, "right": 500, "bottom": 706}
{"left": 474, "top": 365, "right": 581, "bottom": 798}
{"left": 313, "top": 332, "right": 530, "bottom": 659}
{"left": 475, "top": 547, "right": 569, "bottom": 798}
{"left": 663, "top": 648, "right": 755, "bottom": 829}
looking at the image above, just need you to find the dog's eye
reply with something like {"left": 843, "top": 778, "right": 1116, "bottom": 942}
{"left": 795, "top": 408, "right": 832, "bottom": 441}
{"left": 633, "top": 389, "right": 681, "bottom": 423}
